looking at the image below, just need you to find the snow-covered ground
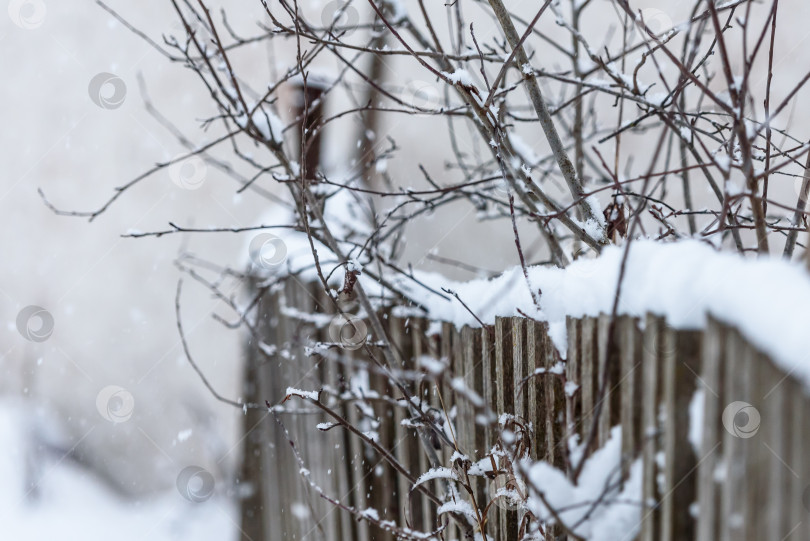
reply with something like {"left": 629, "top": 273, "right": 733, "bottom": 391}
{"left": 0, "top": 400, "right": 236, "bottom": 541}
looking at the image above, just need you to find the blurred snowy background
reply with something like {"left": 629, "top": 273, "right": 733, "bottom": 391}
{"left": 2, "top": 0, "right": 810, "bottom": 539}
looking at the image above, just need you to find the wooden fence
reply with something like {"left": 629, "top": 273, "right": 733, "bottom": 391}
{"left": 236, "top": 278, "right": 810, "bottom": 540}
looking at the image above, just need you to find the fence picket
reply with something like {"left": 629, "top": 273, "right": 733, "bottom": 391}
{"left": 660, "top": 327, "right": 701, "bottom": 541}
{"left": 580, "top": 317, "right": 598, "bottom": 450}
{"left": 696, "top": 316, "right": 725, "bottom": 541}
{"left": 618, "top": 316, "right": 642, "bottom": 481}
{"left": 640, "top": 314, "right": 664, "bottom": 541}
{"left": 720, "top": 327, "right": 750, "bottom": 541}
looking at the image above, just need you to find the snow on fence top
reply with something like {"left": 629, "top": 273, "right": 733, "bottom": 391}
{"left": 250, "top": 224, "right": 810, "bottom": 390}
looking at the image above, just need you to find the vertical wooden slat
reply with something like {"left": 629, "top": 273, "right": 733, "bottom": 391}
{"left": 619, "top": 316, "right": 643, "bottom": 480}
{"left": 543, "top": 322, "right": 566, "bottom": 541}
{"left": 597, "top": 313, "right": 621, "bottom": 446}
{"left": 660, "top": 327, "right": 700, "bottom": 541}
{"left": 744, "top": 343, "right": 767, "bottom": 541}
{"left": 512, "top": 317, "right": 527, "bottom": 424}
{"left": 308, "top": 282, "right": 340, "bottom": 541}
{"left": 719, "top": 327, "right": 750, "bottom": 541}
{"left": 760, "top": 354, "right": 788, "bottom": 540}
{"left": 494, "top": 317, "right": 517, "bottom": 541}
{"left": 544, "top": 322, "right": 566, "bottom": 472}
{"left": 390, "top": 316, "right": 411, "bottom": 534}
{"left": 696, "top": 316, "right": 725, "bottom": 541}
{"left": 440, "top": 321, "right": 458, "bottom": 541}
{"left": 410, "top": 318, "right": 431, "bottom": 534}
{"left": 480, "top": 324, "right": 496, "bottom": 540}
{"left": 565, "top": 317, "right": 581, "bottom": 443}
{"left": 238, "top": 279, "right": 268, "bottom": 541}
{"left": 462, "top": 325, "right": 487, "bottom": 514}
{"left": 640, "top": 314, "right": 663, "bottom": 541}
{"left": 801, "top": 394, "right": 810, "bottom": 541}
{"left": 580, "top": 317, "right": 598, "bottom": 448}
{"left": 527, "top": 321, "right": 546, "bottom": 462}
{"left": 787, "top": 379, "right": 806, "bottom": 540}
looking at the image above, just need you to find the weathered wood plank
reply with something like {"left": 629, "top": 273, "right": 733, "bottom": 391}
{"left": 597, "top": 313, "right": 621, "bottom": 447}
{"left": 461, "top": 325, "right": 487, "bottom": 515}
{"left": 787, "top": 380, "right": 807, "bottom": 540}
{"left": 565, "top": 317, "right": 581, "bottom": 442}
{"left": 662, "top": 327, "right": 701, "bottom": 541}
{"left": 696, "top": 316, "right": 725, "bottom": 541}
{"left": 238, "top": 279, "right": 269, "bottom": 541}
{"left": 580, "top": 317, "right": 598, "bottom": 448}
{"left": 527, "top": 321, "right": 546, "bottom": 462}
{"left": 512, "top": 317, "right": 528, "bottom": 424}
{"left": 494, "top": 317, "right": 518, "bottom": 541}
{"left": 619, "top": 315, "right": 643, "bottom": 481}
{"left": 639, "top": 314, "right": 664, "bottom": 541}
{"left": 543, "top": 322, "right": 566, "bottom": 541}
{"left": 719, "top": 327, "right": 750, "bottom": 541}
